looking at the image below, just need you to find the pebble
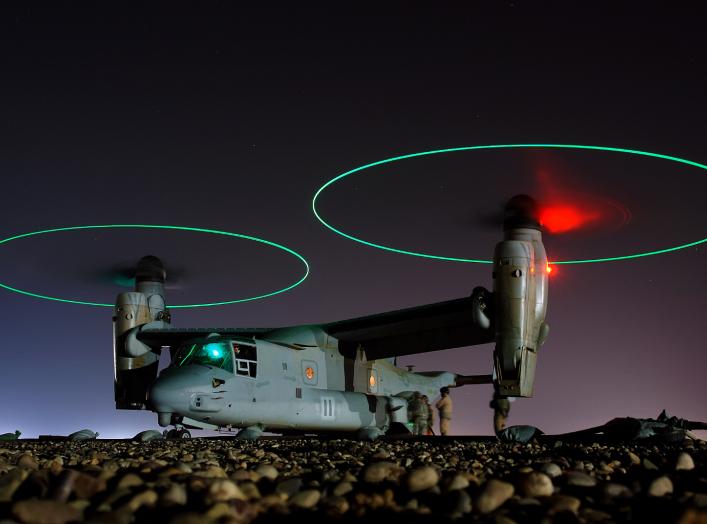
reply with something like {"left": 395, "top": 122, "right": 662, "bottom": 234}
{"left": 324, "top": 495, "right": 350, "bottom": 514}
{"left": 0, "top": 435, "right": 704, "bottom": 522}
{"left": 17, "top": 453, "right": 39, "bottom": 470}
{"left": 643, "top": 458, "right": 659, "bottom": 470}
{"left": 161, "top": 483, "right": 188, "bottom": 505}
{"left": 476, "top": 479, "right": 514, "bottom": 514}
{"left": 290, "top": 489, "right": 321, "bottom": 508}
{"left": 549, "top": 494, "right": 581, "bottom": 513}
{"left": 676, "top": 452, "right": 695, "bottom": 471}
{"left": 115, "top": 472, "right": 143, "bottom": 490}
{"left": 12, "top": 499, "right": 81, "bottom": 524}
{"left": 520, "top": 471, "right": 554, "bottom": 497}
{"left": 405, "top": 466, "right": 439, "bottom": 492}
{"left": 541, "top": 462, "right": 562, "bottom": 478}
{"left": 255, "top": 463, "right": 279, "bottom": 480}
{"left": 197, "top": 466, "right": 227, "bottom": 478}
{"left": 444, "top": 473, "right": 469, "bottom": 492}
{"left": 123, "top": 489, "right": 158, "bottom": 511}
{"left": 566, "top": 471, "right": 597, "bottom": 487}
{"left": 603, "top": 482, "right": 632, "bottom": 498}
{"left": 72, "top": 472, "right": 106, "bottom": 499}
{"left": 207, "top": 479, "right": 246, "bottom": 502}
{"left": 362, "top": 461, "right": 402, "bottom": 483}
{"left": 447, "top": 489, "right": 472, "bottom": 516}
{"left": 276, "top": 477, "right": 303, "bottom": 498}
{"left": 333, "top": 481, "right": 353, "bottom": 497}
{"left": 648, "top": 476, "right": 673, "bottom": 497}
{"left": 0, "top": 467, "right": 29, "bottom": 502}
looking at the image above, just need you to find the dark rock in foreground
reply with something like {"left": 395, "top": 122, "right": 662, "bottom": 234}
{"left": 0, "top": 437, "right": 705, "bottom": 523}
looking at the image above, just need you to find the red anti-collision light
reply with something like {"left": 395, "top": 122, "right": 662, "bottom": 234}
{"left": 539, "top": 205, "right": 600, "bottom": 234}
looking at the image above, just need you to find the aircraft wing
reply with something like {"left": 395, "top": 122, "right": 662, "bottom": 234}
{"left": 323, "top": 296, "right": 493, "bottom": 360}
{"left": 136, "top": 327, "right": 272, "bottom": 347}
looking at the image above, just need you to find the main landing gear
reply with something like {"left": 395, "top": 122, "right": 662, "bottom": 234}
{"left": 165, "top": 427, "right": 191, "bottom": 439}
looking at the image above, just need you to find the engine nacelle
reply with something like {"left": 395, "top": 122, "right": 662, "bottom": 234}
{"left": 492, "top": 197, "right": 549, "bottom": 397}
{"left": 113, "top": 256, "right": 170, "bottom": 410}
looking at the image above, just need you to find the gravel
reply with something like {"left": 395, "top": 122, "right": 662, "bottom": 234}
{"left": 0, "top": 437, "right": 704, "bottom": 522}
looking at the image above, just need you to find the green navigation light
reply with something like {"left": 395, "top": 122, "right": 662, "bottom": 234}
{"left": 205, "top": 343, "right": 223, "bottom": 358}
{"left": 0, "top": 225, "right": 310, "bottom": 308}
{"left": 312, "top": 144, "right": 707, "bottom": 264}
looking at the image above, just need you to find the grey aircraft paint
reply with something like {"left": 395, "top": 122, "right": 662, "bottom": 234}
{"left": 113, "top": 196, "right": 550, "bottom": 438}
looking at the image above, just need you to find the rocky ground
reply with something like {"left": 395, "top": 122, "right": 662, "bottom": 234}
{"left": 0, "top": 436, "right": 705, "bottom": 523}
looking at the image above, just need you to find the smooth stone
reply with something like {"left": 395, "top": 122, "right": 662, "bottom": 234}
{"left": 51, "top": 470, "right": 78, "bottom": 502}
{"left": 124, "top": 489, "right": 158, "bottom": 511}
{"left": 676, "top": 452, "right": 695, "bottom": 471}
{"left": 362, "top": 461, "right": 402, "bottom": 483}
{"left": 323, "top": 495, "right": 349, "bottom": 514}
{"left": 276, "top": 478, "right": 303, "bottom": 498}
{"left": 205, "top": 502, "right": 235, "bottom": 520}
{"left": 12, "top": 499, "right": 81, "bottom": 524}
{"left": 197, "top": 466, "right": 227, "bottom": 478}
{"left": 476, "top": 479, "right": 514, "bottom": 514}
{"left": 603, "top": 482, "right": 632, "bottom": 498}
{"left": 627, "top": 451, "right": 640, "bottom": 465}
{"left": 17, "top": 454, "right": 39, "bottom": 470}
{"left": 541, "top": 462, "right": 562, "bottom": 478}
{"left": 445, "top": 473, "right": 470, "bottom": 492}
{"left": 115, "top": 473, "right": 143, "bottom": 490}
{"left": 405, "top": 466, "right": 439, "bottom": 492}
{"left": 333, "top": 481, "right": 353, "bottom": 497}
{"left": 161, "top": 483, "right": 188, "bottom": 506}
{"left": 255, "top": 464, "right": 279, "bottom": 480}
{"left": 519, "top": 472, "right": 554, "bottom": 497}
{"left": 582, "top": 508, "right": 613, "bottom": 521}
{"left": 290, "top": 489, "right": 321, "bottom": 509}
{"left": 72, "top": 472, "right": 106, "bottom": 499}
{"left": 643, "top": 458, "right": 659, "bottom": 471}
{"left": 239, "top": 481, "right": 261, "bottom": 499}
{"left": 0, "top": 468, "right": 29, "bottom": 502}
{"left": 207, "top": 479, "right": 246, "bottom": 502}
{"left": 549, "top": 494, "right": 581, "bottom": 514}
{"left": 566, "top": 471, "right": 597, "bottom": 487}
{"left": 447, "top": 489, "right": 472, "bottom": 516}
{"left": 648, "top": 476, "right": 673, "bottom": 497}
{"left": 517, "top": 496, "right": 541, "bottom": 506}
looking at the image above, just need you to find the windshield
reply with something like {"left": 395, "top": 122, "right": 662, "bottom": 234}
{"left": 173, "top": 339, "right": 234, "bottom": 372}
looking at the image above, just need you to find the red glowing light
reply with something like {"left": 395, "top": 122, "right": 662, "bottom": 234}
{"left": 539, "top": 204, "right": 600, "bottom": 234}
{"left": 546, "top": 264, "right": 553, "bottom": 274}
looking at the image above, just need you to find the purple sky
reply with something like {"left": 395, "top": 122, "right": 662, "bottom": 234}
{"left": 0, "top": 4, "right": 705, "bottom": 438}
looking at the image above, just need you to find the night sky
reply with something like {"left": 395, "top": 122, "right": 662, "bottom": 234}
{"left": 0, "top": 4, "right": 705, "bottom": 438}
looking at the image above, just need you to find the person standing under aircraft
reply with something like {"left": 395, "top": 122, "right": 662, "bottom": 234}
{"left": 410, "top": 392, "right": 427, "bottom": 435}
{"left": 436, "top": 387, "right": 453, "bottom": 435}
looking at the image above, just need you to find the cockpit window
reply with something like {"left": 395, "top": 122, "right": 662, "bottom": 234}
{"left": 173, "top": 340, "right": 234, "bottom": 372}
{"left": 233, "top": 342, "right": 257, "bottom": 378}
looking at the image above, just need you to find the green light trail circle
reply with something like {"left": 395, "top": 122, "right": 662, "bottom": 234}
{"left": 0, "top": 225, "right": 310, "bottom": 308}
{"left": 312, "top": 144, "right": 707, "bottom": 264}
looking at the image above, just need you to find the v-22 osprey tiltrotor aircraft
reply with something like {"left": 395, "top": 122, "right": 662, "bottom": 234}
{"left": 113, "top": 195, "right": 550, "bottom": 439}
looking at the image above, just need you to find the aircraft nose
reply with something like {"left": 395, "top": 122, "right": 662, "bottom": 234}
{"left": 148, "top": 367, "right": 208, "bottom": 415}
